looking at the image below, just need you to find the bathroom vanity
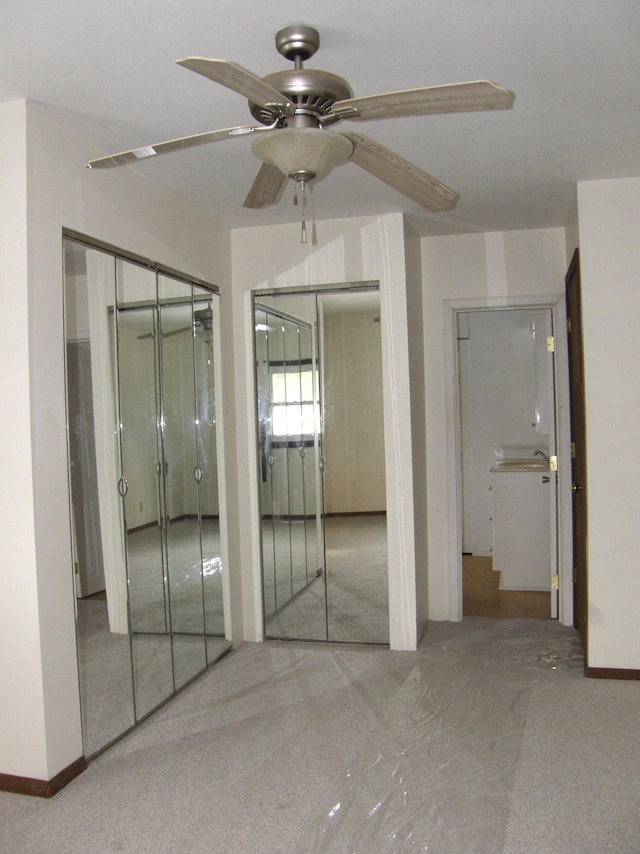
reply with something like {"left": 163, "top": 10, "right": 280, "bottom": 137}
{"left": 491, "top": 457, "right": 551, "bottom": 591}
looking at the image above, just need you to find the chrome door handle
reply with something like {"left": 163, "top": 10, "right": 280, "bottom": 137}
{"left": 571, "top": 483, "right": 584, "bottom": 492}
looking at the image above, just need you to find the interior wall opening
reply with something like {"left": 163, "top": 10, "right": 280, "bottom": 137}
{"left": 445, "top": 295, "right": 573, "bottom": 626}
{"left": 457, "top": 307, "right": 557, "bottom": 619}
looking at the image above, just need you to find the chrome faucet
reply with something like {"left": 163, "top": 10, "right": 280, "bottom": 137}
{"left": 533, "top": 450, "right": 550, "bottom": 462}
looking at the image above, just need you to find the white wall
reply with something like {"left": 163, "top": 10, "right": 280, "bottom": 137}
{"left": 230, "top": 214, "right": 419, "bottom": 650}
{"left": 322, "top": 309, "right": 385, "bottom": 513}
{"left": 0, "top": 100, "right": 231, "bottom": 783}
{"left": 404, "top": 222, "right": 429, "bottom": 639}
{"left": 577, "top": 177, "right": 640, "bottom": 670}
{"left": 565, "top": 193, "right": 579, "bottom": 262}
{"left": 0, "top": 99, "right": 50, "bottom": 787}
{"left": 420, "top": 228, "right": 568, "bottom": 619}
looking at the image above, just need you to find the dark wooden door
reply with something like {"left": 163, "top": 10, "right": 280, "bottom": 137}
{"left": 565, "top": 249, "right": 588, "bottom": 658}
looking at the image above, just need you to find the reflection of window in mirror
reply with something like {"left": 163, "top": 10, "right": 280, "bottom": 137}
{"left": 271, "top": 369, "right": 314, "bottom": 437}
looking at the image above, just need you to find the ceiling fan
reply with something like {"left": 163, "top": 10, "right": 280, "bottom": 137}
{"left": 137, "top": 306, "right": 213, "bottom": 340}
{"left": 87, "top": 25, "right": 514, "bottom": 215}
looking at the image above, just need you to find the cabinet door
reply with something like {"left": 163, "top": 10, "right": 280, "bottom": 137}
{"left": 493, "top": 473, "right": 551, "bottom": 591}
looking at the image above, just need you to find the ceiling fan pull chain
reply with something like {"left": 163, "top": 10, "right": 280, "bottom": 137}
{"left": 299, "top": 180, "right": 307, "bottom": 243}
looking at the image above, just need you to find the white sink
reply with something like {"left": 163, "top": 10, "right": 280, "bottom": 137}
{"left": 490, "top": 459, "right": 549, "bottom": 473}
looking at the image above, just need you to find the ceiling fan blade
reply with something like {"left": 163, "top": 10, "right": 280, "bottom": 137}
{"left": 177, "top": 58, "right": 296, "bottom": 115}
{"left": 137, "top": 326, "right": 190, "bottom": 340}
{"left": 163, "top": 326, "right": 191, "bottom": 338}
{"left": 331, "top": 81, "right": 514, "bottom": 122}
{"left": 243, "top": 163, "right": 288, "bottom": 209}
{"left": 343, "top": 132, "right": 459, "bottom": 212}
{"left": 86, "top": 123, "right": 274, "bottom": 169}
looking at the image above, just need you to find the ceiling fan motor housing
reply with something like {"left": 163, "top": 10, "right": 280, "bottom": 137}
{"left": 249, "top": 69, "right": 354, "bottom": 126}
{"left": 249, "top": 25, "right": 353, "bottom": 127}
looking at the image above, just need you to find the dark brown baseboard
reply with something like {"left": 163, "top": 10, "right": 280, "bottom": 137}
{"left": 0, "top": 755, "right": 87, "bottom": 798}
{"left": 261, "top": 511, "right": 387, "bottom": 521}
{"left": 586, "top": 666, "right": 640, "bottom": 680}
{"left": 127, "top": 520, "right": 158, "bottom": 534}
{"left": 324, "top": 511, "right": 387, "bottom": 518}
{"left": 128, "top": 514, "right": 220, "bottom": 534}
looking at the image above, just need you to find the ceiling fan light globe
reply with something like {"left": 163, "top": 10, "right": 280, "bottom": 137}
{"left": 251, "top": 127, "right": 353, "bottom": 183}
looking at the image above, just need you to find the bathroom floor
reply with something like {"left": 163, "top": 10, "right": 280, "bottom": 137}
{"left": 463, "top": 555, "right": 551, "bottom": 619}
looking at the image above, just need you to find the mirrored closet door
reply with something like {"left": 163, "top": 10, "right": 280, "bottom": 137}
{"left": 255, "top": 306, "right": 325, "bottom": 640}
{"left": 64, "top": 235, "right": 230, "bottom": 758}
{"left": 254, "top": 286, "right": 389, "bottom": 645}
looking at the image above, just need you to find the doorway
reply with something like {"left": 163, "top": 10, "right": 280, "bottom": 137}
{"left": 458, "top": 307, "right": 556, "bottom": 618}
{"left": 444, "top": 295, "right": 574, "bottom": 626}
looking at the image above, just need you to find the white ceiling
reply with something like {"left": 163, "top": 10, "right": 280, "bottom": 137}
{"left": 3, "top": 0, "right": 639, "bottom": 237}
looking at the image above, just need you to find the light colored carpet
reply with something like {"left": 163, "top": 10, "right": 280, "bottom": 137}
{"left": 2, "top": 619, "right": 639, "bottom": 853}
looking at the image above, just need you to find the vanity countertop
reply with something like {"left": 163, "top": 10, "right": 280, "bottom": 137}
{"left": 490, "top": 459, "right": 550, "bottom": 473}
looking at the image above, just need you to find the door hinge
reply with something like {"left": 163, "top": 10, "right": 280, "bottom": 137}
{"left": 573, "top": 566, "right": 577, "bottom": 583}
{"left": 547, "top": 336, "right": 555, "bottom": 352}
{"left": 550, "top": 455, "right": 558, "bottom": 471}
{"left": 552, "top": 574, "right": 559, "bottom": 590}
{"left": 570, "top": 441, "right": 576, "bottom": 459}
{"left": 567, "top": 317, "right": 572, "bottom": 334}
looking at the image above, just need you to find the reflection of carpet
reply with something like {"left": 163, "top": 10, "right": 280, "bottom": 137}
{"left": 126, "top": 520, "right": 226, "bottom": 636}
{"left": 75, "top": 518, "right": 231, "bottom": 756}
{"left": 265, "top": 515, "right": 389, "bottom": 644}
{"left": 76, "top": 598, "right": 136, "bottom": 755}
{"left": 76, "top": 597, "right": 232, "bottom": 757}
{"left": 76, "top": 598, "right": 112, "bottom": 639}
{"left": 129, "top": 568, "right": 225, "bottom": 636}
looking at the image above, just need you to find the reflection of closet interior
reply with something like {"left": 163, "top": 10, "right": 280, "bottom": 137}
{"left": 256, "top": 306, "right": 320, "bottom": 622}
{"left": 64, "top": 235, "right": 230, "bottom": 758}
{"left": 254, "top": 287, "right": 389, "bottom": 645}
